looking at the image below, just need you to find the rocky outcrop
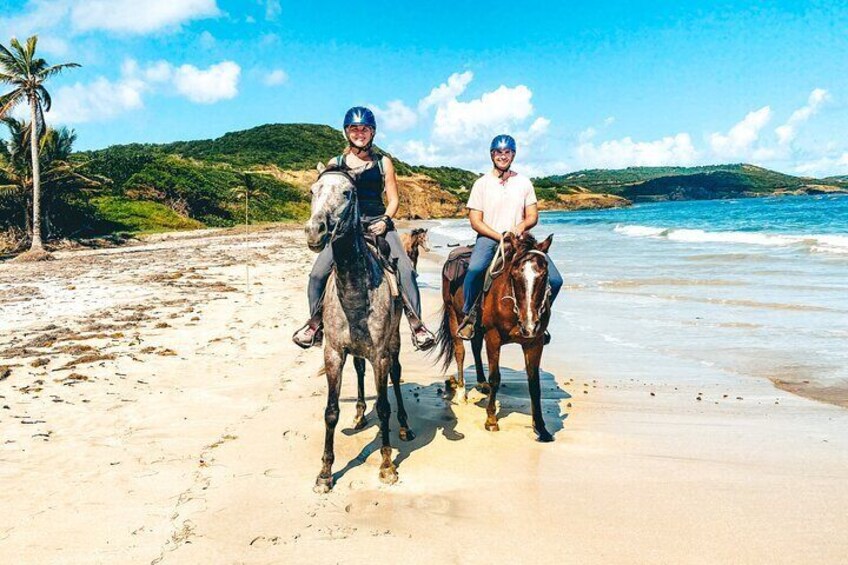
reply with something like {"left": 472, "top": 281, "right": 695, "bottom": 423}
{"left": 395, "top": 174, "right": 465, "bottom": 219}
{"left": 538, "top": 192, "right": 631, "bottom": 211}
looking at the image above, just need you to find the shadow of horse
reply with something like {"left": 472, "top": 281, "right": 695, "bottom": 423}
{"left": 470, "top": 364, "right": 570, "bottom": 438}
{"left": 333, "top": 380, "right": 463, "bottom": 483}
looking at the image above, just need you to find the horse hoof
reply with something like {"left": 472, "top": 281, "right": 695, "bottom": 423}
{"left": 352, "top": 416, "right": 367, "bottom": 430}
{"left": 399, "top": 428, "right": 415, "bottom": 442}
{"left": 314, "top": 476, "right": 333, "bottom": 493}
{"left": 379, "top": 465, "right": 398, "bottom": 485}
{"left": 536, "top": 431, "right": 554, "bottom": 443}
{"left": 485, "top": 421, "right": 499, "bottom": 432}
{"left": 475, "top": 383, "right": 491, "bottom": 395}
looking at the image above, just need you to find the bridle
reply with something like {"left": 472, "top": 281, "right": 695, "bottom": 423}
{"left": 499, "top": 245, "right": 552, "bottom": 319}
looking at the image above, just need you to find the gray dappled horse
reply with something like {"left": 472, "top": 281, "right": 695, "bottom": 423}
{"left": 304, "top": 162, "right": 414, "bottom": 493}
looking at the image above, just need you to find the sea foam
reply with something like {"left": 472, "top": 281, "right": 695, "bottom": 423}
{"left": 613, "top": 224, "right": 848, "bottom": 254}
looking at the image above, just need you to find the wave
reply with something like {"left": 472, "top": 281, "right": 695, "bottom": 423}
{"left": 613, "top": 224, "right": 848, "bottom": 254}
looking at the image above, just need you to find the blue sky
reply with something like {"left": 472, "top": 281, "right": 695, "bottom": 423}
{"left": 2, "top": 0, "right": 848, "bottom": 176}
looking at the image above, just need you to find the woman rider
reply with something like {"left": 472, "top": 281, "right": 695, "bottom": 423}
{"left": 292, "top": 106, "right": 436, "bottom": 351}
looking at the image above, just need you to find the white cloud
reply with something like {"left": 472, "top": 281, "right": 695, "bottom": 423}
{"left": 47, "top": 76, "right": 146, "bottom": 124}
{"left": 173, "top": 61, "right": 240, "bottom": 104}
{"left": 577, "top": 133, "right": 698, "bottom": 169}
{"left": 372, "top": 100, "right": 417, "bottom": 132}
{"left": 44, "top": 58, "right": 240, "bottom": 124}
{"left": 69, "top": 0, "right": 220, "bottom": 34}
{"left": 792, "top": 152, "right": 848, "bottom": 177}
{"left": 432, "top": 84, "right": 535, "bottom": 140}
{"left": 394, "top": 71, "right": 551, "bottom": 172}
{"left": 418, "top": 71, "right": 473, "bottom": 113}
{"left": 708, "top": 106, "right": 772, "bottom": 159}
{"left": 263, "top": 69, "right": 288, "bottom": 86}
{"left": 775, "top": 88, "right": 829, "bottom": 146}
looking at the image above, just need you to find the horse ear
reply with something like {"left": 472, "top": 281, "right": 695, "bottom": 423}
{"left": 316, "top": 162, "right": 326, "bottom": 174}
{"left": 502, "top": 232, "right": 516, "bottom": 258}
{"left": 537, "top": 234, "right": 553, "bottom": 254}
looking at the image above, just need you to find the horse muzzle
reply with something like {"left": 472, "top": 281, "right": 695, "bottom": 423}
{"left": 305, "top": 219, "right": 328, "bottom": 252}
{"left": 518, "top": 320, "right": 541, "bottom": 339}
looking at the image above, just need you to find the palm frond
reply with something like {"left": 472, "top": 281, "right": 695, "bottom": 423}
{"left": 25, "top": 36, "right": 38, "bottom": 62}
{"left": 0, "top": 43, "right": 22, "bottom": 73}
{"left": 37, "top": 85, "right": 52, "bottom": 112}
{"left": 0, "top": 89, "right": 24, "bottom": 118}
{"left": 40, "top": 62, "right": 81, "bottom": 80}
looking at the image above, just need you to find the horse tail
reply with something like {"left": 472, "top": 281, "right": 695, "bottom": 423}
{"left": 432, "top": 302, "right": 455, "bottom": 374}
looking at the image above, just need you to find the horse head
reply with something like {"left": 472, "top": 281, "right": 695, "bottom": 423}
{"left": 304, "top": 162, "right": 360, "bottom": 252}
{"left": 412, "top": 228, "right": 430, "bottom": 252}
{"left": 503, "top": 232, "right": 554, "bottom": 339}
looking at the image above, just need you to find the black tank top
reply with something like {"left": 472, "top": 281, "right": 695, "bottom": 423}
{"left": 338, "top": 154, "right": 386, "bottom": 217}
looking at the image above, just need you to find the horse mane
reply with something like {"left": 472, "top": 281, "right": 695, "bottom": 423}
{"left": 511, "top": 232, "right": 539, "bottom": 258}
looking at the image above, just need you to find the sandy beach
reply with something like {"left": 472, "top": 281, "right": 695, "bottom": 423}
{"left": 1, "top": 225, "right": 847, "bottom": 564}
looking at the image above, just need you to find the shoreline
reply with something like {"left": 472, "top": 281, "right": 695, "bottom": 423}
{"left": 1, "top": 224, "right": 847, "bottom": 563}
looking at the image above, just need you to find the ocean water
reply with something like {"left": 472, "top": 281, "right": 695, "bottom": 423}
{"left": 426, "top": 195, "right": 848, "bottom": 407}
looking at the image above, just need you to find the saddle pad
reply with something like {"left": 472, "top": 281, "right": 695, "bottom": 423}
{"left": 443, "top": 245, "right": 474, "bottom": 283}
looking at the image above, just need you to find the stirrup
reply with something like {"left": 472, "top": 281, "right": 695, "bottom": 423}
{"left": 456, "top": 314, "right": 476, "bottom": 341}
{"left": 292, "top": 321, "right": 323, "bottom": 349}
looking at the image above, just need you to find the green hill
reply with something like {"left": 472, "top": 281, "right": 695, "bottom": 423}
{"left": 534, "top": 164, "right": 837, "bottom": 202}
{"left": 68, "top": 123, "right": 479, "bottom": 235}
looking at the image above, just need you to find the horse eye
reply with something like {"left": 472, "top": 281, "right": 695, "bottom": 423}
{"left": 342, "top": 190, "right": 352, "bottom": 199}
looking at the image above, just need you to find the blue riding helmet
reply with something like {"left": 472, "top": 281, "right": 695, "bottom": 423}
{"left": 343, "top": 106, "right": 377, "bottom": 131}
{"left": 490, "top": 134, "right": 517, "bottom": 153}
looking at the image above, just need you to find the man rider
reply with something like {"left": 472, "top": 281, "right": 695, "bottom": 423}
{"left": 456, "top": 134, "right": 564, "bottom": 341}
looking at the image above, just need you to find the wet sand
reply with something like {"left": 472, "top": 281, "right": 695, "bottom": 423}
{"left": 1, "top": 225, "right": 847, "bottom": 564}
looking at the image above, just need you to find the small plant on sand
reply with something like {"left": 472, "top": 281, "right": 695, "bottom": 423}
{"left": 0, "top": 35, "right": 80, "bottom": 259}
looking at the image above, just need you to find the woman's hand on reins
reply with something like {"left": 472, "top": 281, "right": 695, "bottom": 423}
{"left": 368, "top": 219, "right": 388, "bottom": 236}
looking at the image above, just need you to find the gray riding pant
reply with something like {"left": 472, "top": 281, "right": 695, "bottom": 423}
{"left": 307, "top": 230, "right": 421, "bottom": 319}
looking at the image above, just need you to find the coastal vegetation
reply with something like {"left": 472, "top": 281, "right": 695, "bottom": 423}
{"left": 532, "top": 164, "right": 842, "bottom": 202}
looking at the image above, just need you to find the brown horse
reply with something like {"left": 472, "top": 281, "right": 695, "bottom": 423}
{"left": 435, "top": 232, "right": 555, "bottom": 441}
{"left": 400, "top": 228, "right": 429, "bottom": 270}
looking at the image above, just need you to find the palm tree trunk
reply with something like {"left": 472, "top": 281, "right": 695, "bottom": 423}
{"left": 29, "top": 97, "right": 43, "bottom": 251}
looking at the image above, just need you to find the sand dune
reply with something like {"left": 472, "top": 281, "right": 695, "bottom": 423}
{"left": 1, "top": 226, "right": 846, "bottom": 564}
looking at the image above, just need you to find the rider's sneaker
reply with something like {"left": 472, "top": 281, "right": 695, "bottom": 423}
{"left": 456, "top": 315, "right": 475, "bottom": 341}
{"left": 412, "top": 326, "right": 436, "bottom": 351}
{"left": 292, "top": 321, "right": 323, "bottom": 349}
{"left": 543, "top": 330, "right": 551, "bottom": 345}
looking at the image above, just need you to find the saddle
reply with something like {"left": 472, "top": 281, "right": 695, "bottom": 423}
{"left": 442, "top": 243, "right": 505, "bottom": 295}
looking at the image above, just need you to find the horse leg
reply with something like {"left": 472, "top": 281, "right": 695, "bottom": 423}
{"left": 448, "top": 306, "right": 466, "bottom": 402}
{"left": 484, "top": 331, "right": 503, "bottom": 432}
{"left": 352, "top": 357, "right": 367, "bottom": 430}
{"left": 390, "top": 351, "right": 415, "bottom": 441}
{"left": 373, "top": 355, "right": 398, "bottom": 484}
{"left": 471, "top": 334, "right": 489, "bottom": 394}
{"left": 315, "top": 347, "right": 346, "bottom": 493}
{"left": 523, "top": 342, "right": 553, "bottom": 442}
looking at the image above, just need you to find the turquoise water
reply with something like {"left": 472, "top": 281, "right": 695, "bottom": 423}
{"left": 426, "top": 195, "right": 848, "bottom": 406}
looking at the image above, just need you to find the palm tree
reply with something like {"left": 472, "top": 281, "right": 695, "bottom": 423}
{"left": 0, "top": 117, "right": 104, "bottom": 250}
{"left": 0, "top": 35, "right": 79, "bottom": 255}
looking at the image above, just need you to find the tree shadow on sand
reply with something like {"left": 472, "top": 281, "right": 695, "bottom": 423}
{"left": 333, "top": 380, "right": 463, "bottom": 483}
{"left": 469, "top": 364, "right": 570, "bottom": 438}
